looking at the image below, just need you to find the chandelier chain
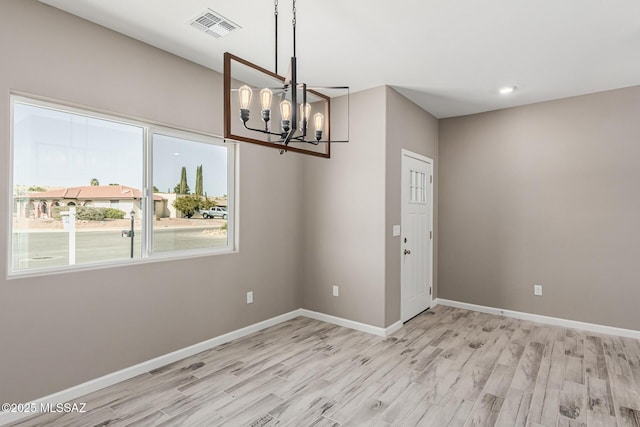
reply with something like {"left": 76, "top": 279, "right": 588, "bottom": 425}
{"left": 292, "top": 0, "right": 296, "bottom": 28}
{"left": 274, "top": 0, "right": 279, "bottom": 73}
{"left": 292, "top": 0, "right": 297, "bottom": 57}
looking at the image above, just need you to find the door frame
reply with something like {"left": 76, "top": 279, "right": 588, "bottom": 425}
{"left": 401, "top": 149, "right": 434, "bottom": 322}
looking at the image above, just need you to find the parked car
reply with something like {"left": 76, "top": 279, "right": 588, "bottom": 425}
{"left": 200, "top": 207, "right": 228, "bottom": 219}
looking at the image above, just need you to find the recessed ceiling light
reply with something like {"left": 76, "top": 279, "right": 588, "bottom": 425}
{"left": 499, "top": 86, "right": 517, "bottom": 95}
{"left": 173, "top": 152, "right": 180, "bottom": 156}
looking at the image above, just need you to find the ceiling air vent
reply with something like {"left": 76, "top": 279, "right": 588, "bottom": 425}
{"left": 189, "top": 9, "right": 240, "bottom": 39}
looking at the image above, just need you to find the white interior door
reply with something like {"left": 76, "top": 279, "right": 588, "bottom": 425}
{"left": 401, "top": 150, "right": 433, "bottom": 322}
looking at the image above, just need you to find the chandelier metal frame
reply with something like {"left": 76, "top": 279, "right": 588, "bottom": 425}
{"left": 223, "top": 0, "right": 349, "bottom": 158}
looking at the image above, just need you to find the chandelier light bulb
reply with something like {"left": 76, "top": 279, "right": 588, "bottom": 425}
{"left": 280, "top": 100, "right": 292, "bottom": 121}
{"left": 260, "top": 88, "right": 273, "bottom": 111}
{"left": 313, "top": 112, "right": 324, "bottom": 142}
{"left": 313, "top": 113, "right": 324, "bottom": 131}
{"left": 300, "top": 103, "right": 311, "bottom": 121}
{"left": 280, "top": 100, "right": 292, "bottom": 133}
{"left": 239, "top": 85, "right": 253, "bottom": 109}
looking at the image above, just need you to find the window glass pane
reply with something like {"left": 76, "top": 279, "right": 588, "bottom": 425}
{"left": 152, "top": 134, "right": 229, "bottom": 253}
{"left": 12, "top": 102, "right": 144, "bottom": 272}
{"left": 11, "top": 98, "right": 235, "bottom": 276}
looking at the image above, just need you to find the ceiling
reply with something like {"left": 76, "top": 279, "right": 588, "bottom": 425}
{"left": 39, "top": 0, "right": 640, "bottom": 118}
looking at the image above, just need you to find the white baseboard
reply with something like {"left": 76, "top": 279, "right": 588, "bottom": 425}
{"left": 299, "top": 309, "right": 401, "bottom": 337}
{"left": 0, "top": 309, "right": 303, "bottom": 426}
{"left": 385, "top": 320, "right": 404, "bottom": 336}
{"left": 436, "top": 298, "right": 640, "bottom": 340}
{"left": 0, "top": 308, "right": 404, "bottom": 426}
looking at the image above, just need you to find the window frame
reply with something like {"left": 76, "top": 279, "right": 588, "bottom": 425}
{"left": 8, "top": 94, "right": 237, "bottom": 278}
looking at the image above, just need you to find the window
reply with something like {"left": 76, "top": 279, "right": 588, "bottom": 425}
{"left": 152, "top": 133, "right": 230, "bottom": 253}
{"left": 409, "top": 170, "right": 427, "bottom": 204}
{"left": 10, "top": 96, "right": 235, "bottom": 275}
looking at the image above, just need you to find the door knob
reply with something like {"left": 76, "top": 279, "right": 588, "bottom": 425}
{"left": 404, "top": 249, "right": 411, "bottom": 255}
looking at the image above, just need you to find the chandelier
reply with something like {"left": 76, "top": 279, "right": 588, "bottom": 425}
{"left": 223, "top": 0, "right": 349, "bottom": 157}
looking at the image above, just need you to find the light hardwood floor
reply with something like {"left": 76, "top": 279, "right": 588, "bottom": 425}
{"left": 8, "top": 306, "right": 640, "bottom": 426}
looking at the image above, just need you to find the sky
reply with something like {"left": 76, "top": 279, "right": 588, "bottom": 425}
{"left": 153, "top": 134, "right": 227, "bottom": 196}
{"left": 13, "top": 102, "right": 228, "bottom": 197}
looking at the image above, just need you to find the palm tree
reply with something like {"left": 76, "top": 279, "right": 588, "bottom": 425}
{"left": 90, "top": 178, "right": 100, "bottom": 186}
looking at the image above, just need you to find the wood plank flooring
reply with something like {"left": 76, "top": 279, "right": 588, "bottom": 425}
{"left": 8, "top": 306, "right": 640, "bottom": 426}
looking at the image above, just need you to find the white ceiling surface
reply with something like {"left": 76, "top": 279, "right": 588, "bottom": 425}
{"left": 39, "top": 0, "right": 640, "bottom": 118}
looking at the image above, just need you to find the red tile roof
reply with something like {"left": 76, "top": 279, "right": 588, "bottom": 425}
{"left": 26, "top": 186, "right": 165, "bottom": 201}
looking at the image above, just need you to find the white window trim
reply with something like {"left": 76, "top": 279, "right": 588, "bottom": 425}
{"left": 8, "top": 94, "right": 238, "bottom": 279}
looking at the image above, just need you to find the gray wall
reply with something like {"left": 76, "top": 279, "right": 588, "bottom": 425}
{"left": 301, "top": 87, "right": 439, "bottom": 328}
{"left": 1, "top": 0, "right": 303, "bottom": 403}
{"left": 301, "top": 88, "right": 387, "bottom": 327}
{"left": 384, "top": 87, "right": 438, "bottom": 325}
{"left": 439, "top": 86, "right": 640, "bottom": 330}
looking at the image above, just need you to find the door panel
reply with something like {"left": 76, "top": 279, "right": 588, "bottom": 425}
{"left": 401, "top": 151, "right": 433, "bottom": 322}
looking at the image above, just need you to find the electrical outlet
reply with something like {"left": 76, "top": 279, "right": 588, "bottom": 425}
{"left": 333, "top": 285, "right": 339, "bottom": 297}
{"left": 247, "top": 291, "right": 253, "bottom": 304}
{"left": 534, "top": 284, "right": 542, "bottom": 296}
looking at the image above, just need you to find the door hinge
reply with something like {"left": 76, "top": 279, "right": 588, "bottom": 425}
{"left": 430, "top": 230, "right": 432, "bottom": 240}
{"left": 430, "top": 175, "right": 433, "bottom": 184}
{"left": 429, "top": 287, "right": 432, "bottom": 295}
